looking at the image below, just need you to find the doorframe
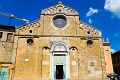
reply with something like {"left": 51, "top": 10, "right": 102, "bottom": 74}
{"left": 50, "top": 42, "right": 70, "bottom": 79}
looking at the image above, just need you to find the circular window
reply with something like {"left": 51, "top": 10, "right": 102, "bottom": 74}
{"left": 87, "top": 31, "right": 91, "bottom": 35}
{"left": 27, "top": 39, "right": 33, "bottom": 45}
{"left": 53, "top": 15, "right": 67, "bottom": 28}
{"left": 87, "top": 40, "right": 93, "bottom": 46}
{"left": 29, "top": 30, "right": 32, "bottom": 33}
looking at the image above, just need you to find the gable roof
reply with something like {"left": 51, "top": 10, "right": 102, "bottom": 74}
{"left": 17, "top": 2, "right": 101, "bottom": 37}
{"left": 17, "top": 19, "right": 40, "bottom": 30}
{"left": 41, "top": 1, "right": 79, "bottom": 16}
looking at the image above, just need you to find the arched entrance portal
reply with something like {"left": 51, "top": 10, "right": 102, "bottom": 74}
{"left": 50, "top": 42, "right": 70, "bottom": 79}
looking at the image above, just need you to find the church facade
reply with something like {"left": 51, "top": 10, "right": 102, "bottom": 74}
{"left": 0, "top": 2, "right": 113, "bottom": 80}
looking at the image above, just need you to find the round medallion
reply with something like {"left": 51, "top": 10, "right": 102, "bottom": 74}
{"left": 53, "top": 15, "right": 67, "bottom": 28}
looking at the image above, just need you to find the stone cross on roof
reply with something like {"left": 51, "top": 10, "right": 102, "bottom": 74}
{"left": 58, "top": 1, "right": 62, "bottom": 4}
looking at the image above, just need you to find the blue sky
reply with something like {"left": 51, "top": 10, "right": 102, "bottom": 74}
{"left": 0, "top": 0, "right": 120, "bottom": 52}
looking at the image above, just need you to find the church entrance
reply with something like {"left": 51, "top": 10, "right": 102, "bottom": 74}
{"left": 56, "top": 65, "right": 63, "bottom": 79}
{"left": 53, "top": 53, "right": 66, "bottom": 79}
{"left": 50, "top": 42, "right": 70, "bottom": 80}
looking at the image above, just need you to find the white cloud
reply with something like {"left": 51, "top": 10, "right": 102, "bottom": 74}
{"left": 88, "top": 18, "right": 93, "bottom": 24}
{"left": 110, "top": 49, "right": 116, "bottom": 54}
{"left": 104, "top": 0, "right": 120, "bottom": 17}
{"left": 115, "top": 32, "right": 120, "bottom": 37}
{"left": 86, "top": 7, "right": 99, "bottom": 17}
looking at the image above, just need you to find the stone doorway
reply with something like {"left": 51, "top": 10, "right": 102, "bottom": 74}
{"left": 53, "top": 53, "right": 66, "bottom": 79}
{"left": 50, "top": 42, "right": 70, "bottom": 79}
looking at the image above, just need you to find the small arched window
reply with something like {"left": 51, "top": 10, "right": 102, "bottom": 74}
{"left": 70, "top": 46, "right": 78, "bottom": 51}
{"left": 43, "top": 46, "right": 50, "bottom": 50}
{"left": 90, "top": 62, "right": 95, "bottom": 66}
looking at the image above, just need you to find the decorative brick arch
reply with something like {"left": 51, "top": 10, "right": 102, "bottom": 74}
{"left": 51, "top": 41, "right": 69, "bottom": 52}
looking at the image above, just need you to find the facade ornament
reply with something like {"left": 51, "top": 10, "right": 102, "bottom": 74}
{"left": 58, "top": 1, "right": 62, "bottom": 4}
{"left": 106, "top": 38, "right": 109, "bottom": 43}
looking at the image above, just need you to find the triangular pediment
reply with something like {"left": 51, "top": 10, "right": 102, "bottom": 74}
{"left": 16, "top": 2, "right": 101, "bottom": 37}
{"left": 79, "top": 21, "right": 102, "bottom": 36}
{"left": 17, "top": 20, "right": 40, "bottom": 31}
{"left": 41, "top": 1, "right": 79, "bottom": 16}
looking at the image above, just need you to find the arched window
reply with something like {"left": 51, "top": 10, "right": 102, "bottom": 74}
{"left": 70, "top": 46, "right": 78, "bottom": 51}
{"left": 43, "top": 46, "right": 50, "bottom": 50}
